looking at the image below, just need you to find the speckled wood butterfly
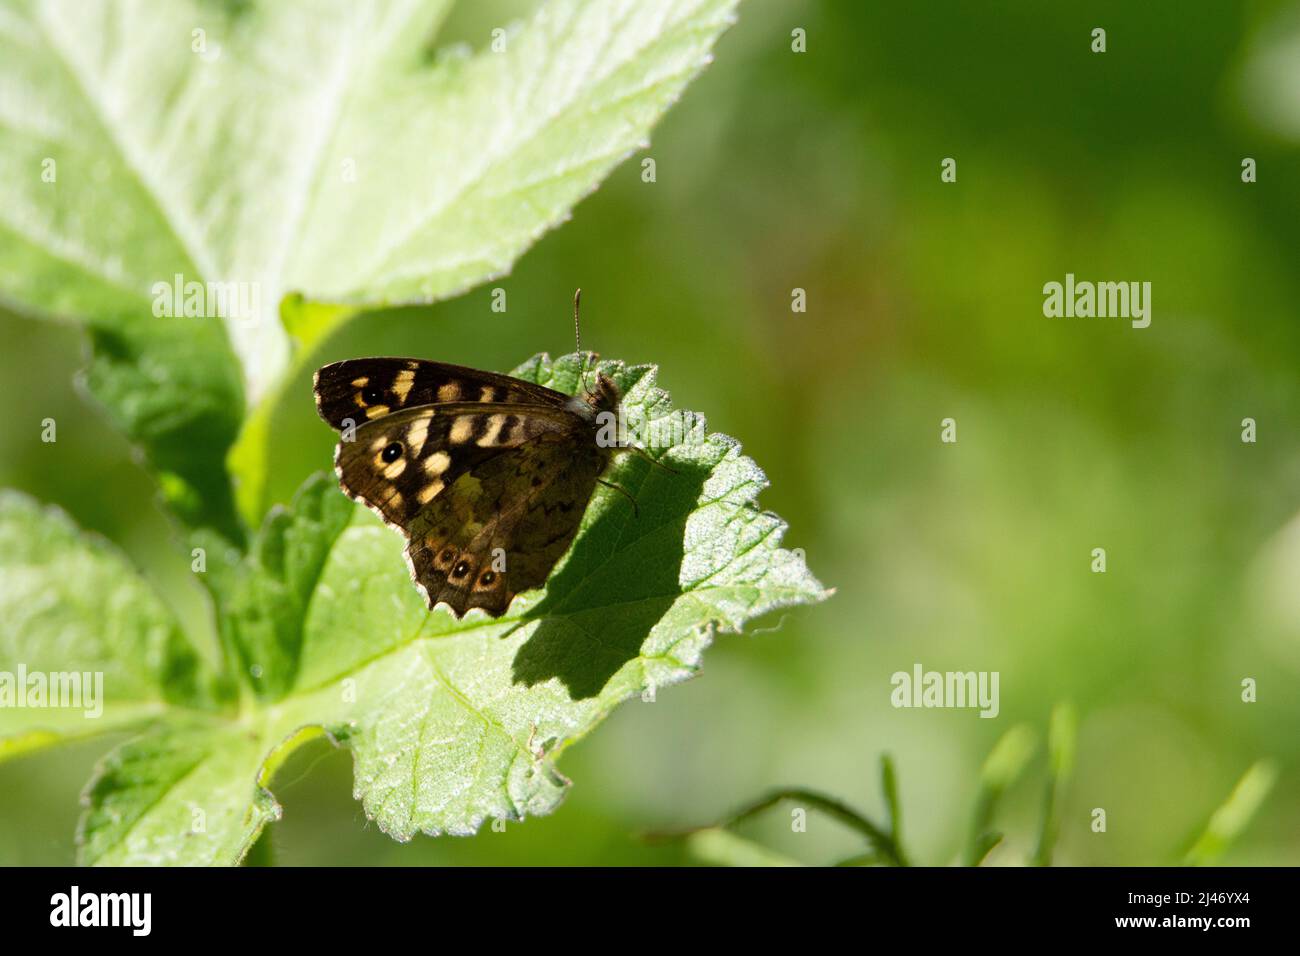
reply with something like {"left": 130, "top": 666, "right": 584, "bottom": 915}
{"left": 313, "top": 296, "right": 628, "bottom": 618}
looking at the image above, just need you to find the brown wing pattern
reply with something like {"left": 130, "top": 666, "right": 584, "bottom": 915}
{"left": 404, "top": 431, "right": 612, "bottom": 616}
{"left": 314, "top": 358, "right": 568, "bottom": 430}
{"left": 333, "top": 402, "right": 580, "bottom": 527}
{"left": 315, "top": 356, "right": 623, "bottom": 619}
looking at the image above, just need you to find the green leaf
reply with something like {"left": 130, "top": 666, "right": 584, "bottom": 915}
{"left": 0, "top": 0, "right": 744, "bottom": 533}
{"left": 880, "top": 753, "right": 903, "bottom": 853}
{"left": 81, "top": 310, "right": 247, "bottom": 543}
{"left": 3, "top": 0, "right": 795, "bottom": 864}
{"left": 0, "top": 492, "right": 218, "bottom": 758}
{"left": 1031, "top": 702, "right": 1076, "bottom": 866}
{"left": 77, "top": 354, "right": 828, "bottom": 861}
{"left": 228, "top": 0, "right": 741, "bottom": 522}
{"left": 203, "top": 474, "right": 356, "bottom": 700}
{"left": 282, "top": 0, "right": 741, "bottom": 309}
{"left": 1184, "top": 760, "right": 1277, "bottom": 865}
{"left": 77, "top": 720, "right": 281, "bottom": 866}
{"left": 964, "top": 724, "right": 1036, "bottom": 866}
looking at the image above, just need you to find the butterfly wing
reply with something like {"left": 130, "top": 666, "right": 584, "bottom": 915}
{"left": 314, "top": 358, "right": 569, "bottom": 429}
{"left": 404, "top": 430, "right": 611, "bottom": 616}
{"left": 315, "top": 357, "right": 618, "bottom": 619}
{"left": 333, "top": 402, "right": 583, "bottom": 528}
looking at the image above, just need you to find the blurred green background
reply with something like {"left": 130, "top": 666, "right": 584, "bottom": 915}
{"left": 3, "top": 0, "right": 1299, "bottom": 865}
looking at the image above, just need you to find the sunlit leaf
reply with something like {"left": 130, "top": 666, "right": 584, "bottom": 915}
{"left": 74, "top": 354, "right": 827, "bottom": 862}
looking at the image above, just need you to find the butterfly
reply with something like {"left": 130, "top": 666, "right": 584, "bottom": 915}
{"left": 313, "top": 300, "right": 632, "bottom": 619}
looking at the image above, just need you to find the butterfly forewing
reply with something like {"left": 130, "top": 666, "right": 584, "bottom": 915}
{"left": 334, "top": 401, "right": 582, "bottom": 527}
{"left": 314, "top": 358, "right": 569, "bottom": 429}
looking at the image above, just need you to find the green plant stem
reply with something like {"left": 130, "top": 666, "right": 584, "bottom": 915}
{"left": 963, "top": 724, "right": 1036, "bottom": 866}
{"left": 1031, "top": 703, "right": 1077, "bottom": 866}
{"left": 725, "top": 787, "right": 910, "bottom": 867}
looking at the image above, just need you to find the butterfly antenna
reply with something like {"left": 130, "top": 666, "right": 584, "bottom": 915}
{"left": 574, "top": 287, "right": 594, "bottom": 396}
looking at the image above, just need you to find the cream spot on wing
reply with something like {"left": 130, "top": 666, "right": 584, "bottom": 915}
{"left": 407, "top": 419, "right": 430, "bottom": 455}
{"left": 406, "top": 360, "right": 419, "bottom": 370}
{"left": 365, "top": 404, "right": 390, "bottom": 419}
{"left": 417, "top": 480, "right": 444, "bottom": 504}
{"left": 393, "top": 368, "right": 415, "bottom": 402}
{"left": 389, "top": 491, "right": 404, "bottom": 511}
{"left": 371, "top": 436, "right": 388, "bottom": 451}
{"left": 351, "top": 376, "right": 369, "bottom": 387}
{"left": 450, "top": 417, "right": 474, "bottom": 443}
{"left": 479, "top": 385, "right": 497, "bottom": 401}
{"left": 384, "top": 458, "right": 407, "bottom": 479}
{"left": 476, "top": 414, "right": 507, "bottom": 447}
{"left": 437, "top": 383, "right": 461, "bottom": 402}
{"left": 424, "top": 450, "right": 451, "bottom": 475}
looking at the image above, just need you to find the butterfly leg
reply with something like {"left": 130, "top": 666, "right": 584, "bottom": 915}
{"left": 623, "top": 444, "right": 677, "bottom": 475}
{"left": 497, "top": 618, "right": 529, "bottom": 640}
{"left": 597, "top": 478, "right": 640, "bottom": 518}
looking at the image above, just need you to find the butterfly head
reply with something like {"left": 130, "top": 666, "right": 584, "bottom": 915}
{"left": 564, "top": 369, "right": 620, "bottom": 425}
{"left": 584, "top": 370, "right": 621, "bottom": 414}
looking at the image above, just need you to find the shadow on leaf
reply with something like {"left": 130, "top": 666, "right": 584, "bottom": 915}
{"left": 511, "top": 456, "right": 710, "bottom": 699}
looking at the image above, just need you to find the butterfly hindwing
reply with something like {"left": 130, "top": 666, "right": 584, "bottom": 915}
{"left": 314, "top": 357, "right": 569, "bottom": 429}
{"left": 404, "top": 430, "right": 611, "bottom": 616}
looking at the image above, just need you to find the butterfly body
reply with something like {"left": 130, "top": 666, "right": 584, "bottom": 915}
{"left": 314, "top": 357, "right": 621, "bottom": 618}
